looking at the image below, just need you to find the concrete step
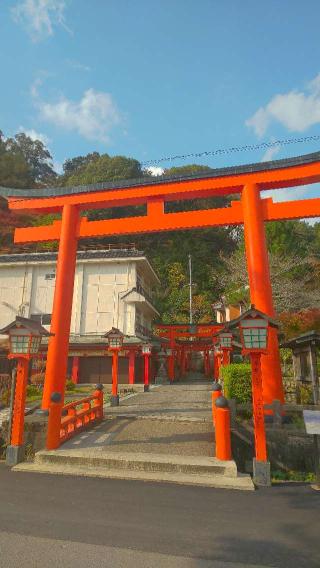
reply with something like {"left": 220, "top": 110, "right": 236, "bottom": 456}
{"left": 13, "top": 450, "right": 254, "bottom": 491}
{"left": 34, "top": 450, "right": 237, "bottom": 476}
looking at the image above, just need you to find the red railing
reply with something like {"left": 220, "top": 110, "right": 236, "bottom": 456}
{"left": 47, "top": 387, "right": 104, "bottom": 449}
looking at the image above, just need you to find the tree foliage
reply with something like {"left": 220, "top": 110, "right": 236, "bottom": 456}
{"left": 1, "top": 135, "right": 320, "bottom": 331}
{"left": 220, "top": 246, "right": 320, "bottom": 313}
{"left": 64, "top": 153, "right": 144, "bottom": 187}
{"left": 279, "top": 309, "right": 320, "bottom": 339}
{"left": 5, "top": 133, "right": 57, "bottom": 184}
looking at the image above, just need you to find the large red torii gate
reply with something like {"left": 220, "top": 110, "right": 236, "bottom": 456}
{"left": 4, "top": 150, "right": 320, "bottom": 410}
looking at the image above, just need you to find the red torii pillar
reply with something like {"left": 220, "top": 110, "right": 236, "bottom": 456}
{"left": 71, "top": 356, "right": 80, "bottom": 384}
{"left": 181, "top": 348, "right": 186, "bottom": 378}
{"left": 128, "top": 349, "right": 136, "bottom": 384}
{"left": 168, "top": 331, "right": 175, "bottom": 382}
{"left": 42, "top": 204, "right": 79, "bottom": 409}
{"left": 204, "top": 350, "right": 210, "bottom": 376}
{"left": 242, "top": 183, "right": 284, "bottom": 405}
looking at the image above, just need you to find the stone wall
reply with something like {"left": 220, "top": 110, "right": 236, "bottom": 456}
{"left": 1, "top": 414, "right": 48, "bottom": 456}
{"left": 232, "top": 423, "right": 315, "bottom": 473}
{"left": 282, "top": 374, "right": 297, "bottom": 404}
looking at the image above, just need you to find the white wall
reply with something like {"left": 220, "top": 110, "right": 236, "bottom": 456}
{"left": 30, "top": 265, "right": 56, "bottom": 319}
{"left": 0, "top": 258, "right": 155, "bottom": 336}
{"left": 0, "top": 265, "right": 33, "bottom": 325}
{"left": 80, "top": 261, "right": 132, "bottom": 335}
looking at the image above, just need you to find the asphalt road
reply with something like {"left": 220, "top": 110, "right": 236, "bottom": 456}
{"left": 0, "top": 464, "right": 319, "bottom": 568}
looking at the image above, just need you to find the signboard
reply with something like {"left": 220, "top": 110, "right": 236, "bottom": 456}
{"left": 303, "top": 410, "right": 320, "bottom": 435}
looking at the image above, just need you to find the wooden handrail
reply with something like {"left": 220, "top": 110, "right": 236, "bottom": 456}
{"left": 46, "top": 387, "right": 104, "bottom": 449}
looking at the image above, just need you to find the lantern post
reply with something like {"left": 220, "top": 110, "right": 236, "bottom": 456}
{"left": 227, "top": 306, "right": 279, "bottom": 486}
{"left": 213, "top": 344, "right": 222, "bottom": 381}
{"left": 0, "top": 317, "right": 51, "bottom": 465}
{"left": 213, "top": 343, "right": 221, "bottom": 381}
{"left": 215, "top": 330, "right": 233, "bottom": 367}
{"left": 142, "top": 343, "right": 152, "bottom": 392}
{"left": 104, "top": 328, "right": 124, "bottom": 407}
{"left": 166, "top": 347, "right": 174, "bottom": 383}
{"left": 155, "top": 346, "right": 169, "bottom": 384}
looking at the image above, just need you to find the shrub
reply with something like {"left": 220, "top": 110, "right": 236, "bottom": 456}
{"left": 66, "top": 379, "right": 76, "bottom": 392}
{"left": 297, "top": 383, "right": 313, "bottom": 405}
{"left": 221, "top": 363, "right": 252, "bottom": 403}
{"left": 26, "top": 385, "right": 42, "bottom": 398}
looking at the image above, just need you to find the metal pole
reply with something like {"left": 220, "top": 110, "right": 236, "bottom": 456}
{"left": 188, "top": 254, "right": 192, "bottom": 325}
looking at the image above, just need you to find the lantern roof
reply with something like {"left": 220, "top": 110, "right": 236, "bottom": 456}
{"left": 103, "top": 327, "right": 124, "bottom": 339}
{"left": 212, "top": 327, "right": 233, "bottom": 338}
{"left": 225, "top": 306, "right": 279, "bottom": 330}
{"left": 281, "top": 330, "right": 320, "bottom": 349}
{"left": 0, "top": 316, "right": 51, "bottom": 336}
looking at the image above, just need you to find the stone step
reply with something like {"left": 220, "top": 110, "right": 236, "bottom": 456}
{"left": 13, "top": 450, "right": 254, "bottom": 491}
{"left": 13, "top": 461, "right": 254, "bottom": 490}
{"left": 34, "top": 450, "right": 237, "bottom": 476}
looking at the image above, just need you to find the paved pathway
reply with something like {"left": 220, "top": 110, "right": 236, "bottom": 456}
{"left": 61, "top": 381, "right": 214, "bottom": 457}
{"left": 1, "top": 464, "right": 319, "bottom": 567}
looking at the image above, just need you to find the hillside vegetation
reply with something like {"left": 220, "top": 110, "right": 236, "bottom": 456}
{"left": 1, "top": 128, "right": 320, "bottom": 334}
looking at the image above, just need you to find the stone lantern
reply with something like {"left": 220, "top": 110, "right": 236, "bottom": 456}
{"left": 282, "top": 331, "right": 320, "bottom": 405}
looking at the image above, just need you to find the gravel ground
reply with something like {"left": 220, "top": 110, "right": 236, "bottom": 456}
{"left": 61, "top": 381, "right": 215, "bottom": 456}
{"left": 62, "top": 416, "right": 215, "bottom": 456}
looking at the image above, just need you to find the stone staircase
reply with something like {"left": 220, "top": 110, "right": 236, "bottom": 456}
{"left": 13, "top": 449, "right": 254, "bottom": 490}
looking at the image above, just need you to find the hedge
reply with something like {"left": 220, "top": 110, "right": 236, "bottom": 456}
{"left": 221, "top": 363, "right": 252, "bottom": 403}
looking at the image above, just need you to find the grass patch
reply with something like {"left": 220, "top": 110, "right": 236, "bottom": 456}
{"left": 272, "top": 470, "right": 316, "bottom": 482}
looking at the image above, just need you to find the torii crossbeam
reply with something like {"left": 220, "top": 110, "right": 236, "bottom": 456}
{"left": 3, "top": 150, "right": 320, "bottom": 410}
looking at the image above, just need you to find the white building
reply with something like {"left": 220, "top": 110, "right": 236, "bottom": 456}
{"left": 0, "top": 247, "right": 160, "bottom": 383}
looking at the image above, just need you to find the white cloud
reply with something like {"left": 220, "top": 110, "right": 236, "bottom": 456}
{"left": 11, "top": 0, "right": 71, "bottom": 41}
{"left": 53, "top": 159, "right": 63, "bottom": 174}
{"left": 30, "top": 77, "right": 43, "bottom": 98}
{"left": 65, "top": 60, "right": 91, "bottom": 72}
{"left": 262, "top": 186, "right": 309, "bottom": 203}
{"left": 261, "top": 145, "right": 280, "bottom": 162}
{"left": 246, "top": 73, "right": 320, "bottom": 137}
{"left": 18, "top": 126, "right": 51, "bottom": 145}
{"left": 146, "top": 166, "right": 164, "bottom": 176}
{"left": 34, "top": 88, "right": 120, "bottom": 143}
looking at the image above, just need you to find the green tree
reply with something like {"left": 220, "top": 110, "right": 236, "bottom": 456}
{"left": 62, "top": 152, "right": 100, "bottom": 177}
{"left": 6, "top": 132, "right": 57, "bottom": 184}
{"left": 64, "top": 154, "right": 143, "bottom": 186}
{"left": 266, "top": 220, "right": 314, "bottom": 256}
{"left": 0, "top": 151, "right": 33, "bottom": 188}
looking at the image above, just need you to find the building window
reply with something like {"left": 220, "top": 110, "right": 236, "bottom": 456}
{"left": 30, "top": 313, "right": 52, "bottom": 325}
{"left": 45, "top": 273, "right": 56, "bottom": 280}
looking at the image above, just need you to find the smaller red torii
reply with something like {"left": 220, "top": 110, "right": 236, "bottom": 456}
{"left": 155, "top": 323, "right": 223, "bottom": 380}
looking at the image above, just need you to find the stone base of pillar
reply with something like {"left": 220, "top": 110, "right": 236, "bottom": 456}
{"left": 110, "top": 395, "right": 119, "bottom": 407}
{"left": 35, "top": 409, "right": 49, "bottom": 416}
{"left": 6, "top": 444, "right": 25, "bottom": 466}
{"left": 253, "top": 458, "right": 271, "bottom": 487}
{"left": 144, "top": 385, "right": 150, "bottom": 392}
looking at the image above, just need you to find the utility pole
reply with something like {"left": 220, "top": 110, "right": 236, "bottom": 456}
{"left": 188, "top": 254, "right": 193, "bottom": 325}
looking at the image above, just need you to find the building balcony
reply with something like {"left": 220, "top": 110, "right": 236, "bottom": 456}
{"left": 122, "top": 287, "right": 159, "bottom": 316}
{"left": 135, "top": 323, "right": 153, "bottom": 339}
{"left": 136, "top": 283, "right": 155, "bottom": 306}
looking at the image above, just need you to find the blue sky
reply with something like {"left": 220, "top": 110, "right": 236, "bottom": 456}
{"left": 1, "top": 0, "right": 320, "bottom": 202}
